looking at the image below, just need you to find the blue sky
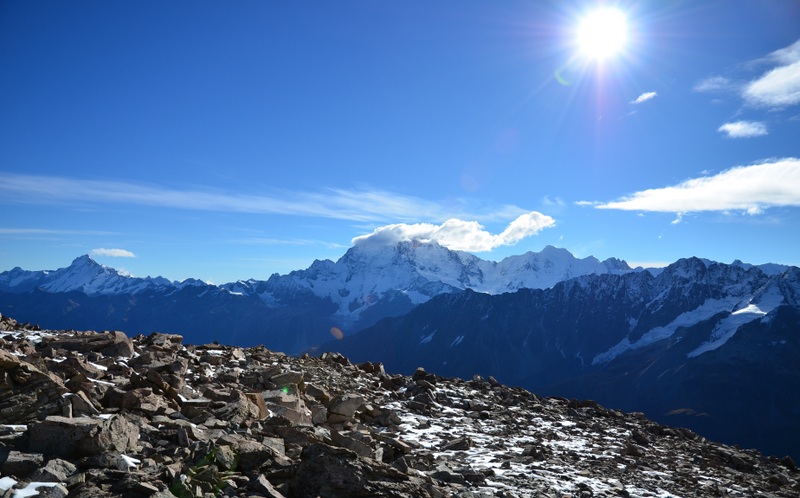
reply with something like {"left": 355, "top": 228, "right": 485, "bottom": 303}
{"left": 1, "top": 1, "right": 799, "bottom": 283}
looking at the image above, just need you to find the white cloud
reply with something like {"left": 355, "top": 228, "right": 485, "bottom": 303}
{"left": 351, "top": 211, "right": 556, "bottom": 252}
{"left": 0, "top": 173, "right": 528, "bottom": 225}
{"left": 693, "top": 76, "right": 733, "bottom": 93}
{"left": 90, "top": 248, "right": 136, "bottom": 258}
{"left": 694, "top": 40, "right": 800, "bottom": 109}
{"left": 743, "top": 60, "right": 800, "bottom": 108}
{"left": 595, "top": 157, "right": 800, "bottom": 214}
{"left": 717, "top": 120, "right": 768, "bottom": 138}
{"left": 765, "top": 39, "right": 800, "bottom": 66}
{"left": 741, "top": 39, "right": 800, "bottom": 108}
{"left": 631, "top": 91, "right": 657, "bottom": 104}
{"left": 541, "top": 195, "right": 565, "bottom": 207}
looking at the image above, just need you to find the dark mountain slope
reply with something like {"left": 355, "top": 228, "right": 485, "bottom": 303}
{"left": 318, "top": 260, "right": 800, "bottom": 459}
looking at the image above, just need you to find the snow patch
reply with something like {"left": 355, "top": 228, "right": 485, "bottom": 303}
{"left": 688, "top": 285, "right": 784, "bottom": 357}
{"left": 419, "top": 331, "right": 436, "bottom": 345}
{"left": 593, "top": 297, "right": 740, "bottom": 365}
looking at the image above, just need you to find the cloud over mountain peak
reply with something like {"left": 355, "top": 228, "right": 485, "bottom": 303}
{"left": 351, "top": 211, "right": 556, "bottom": 252}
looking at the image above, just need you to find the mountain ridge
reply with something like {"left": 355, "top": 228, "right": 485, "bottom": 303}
{"left": 0, "top": 242, "right": 638, "bottom": 337}
{"left": 316, "top": 256, "right": 800, "bottom": 459}
{"left": 0, "top": 244, "right": 794, "bottom": 353}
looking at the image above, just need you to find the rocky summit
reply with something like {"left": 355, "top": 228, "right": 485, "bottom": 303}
{"left": 0, "top": 315, "right": 798, "bottom": 498}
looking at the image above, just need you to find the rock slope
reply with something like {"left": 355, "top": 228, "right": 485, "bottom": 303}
{"left": 0, "top": 315, "right": 798, "bottom": 498}
{"left": 319, "top": 259, "right": 800, "bottom": 460}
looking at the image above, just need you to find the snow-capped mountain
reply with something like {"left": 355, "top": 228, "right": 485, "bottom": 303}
{"left": 0, "top": 241, "right": 633, "bottom": 351}
{"left": 0, "top": 255, "right": 179, "bottom": 296}
{"left": 223, "top": 241, "right": 632, "bottom": 327}
{"left": 319, "top": 257, "right": 800, "bottom": 460}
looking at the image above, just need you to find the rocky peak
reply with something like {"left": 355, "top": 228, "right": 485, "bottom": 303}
{"left": 0, "top": 318, "right": 798, "bottom": 497}
{"left": 659, "top": 256, "right": 710, "bottom": 281}
{"left": 601, "top": 256, "right": 632, "bottom": 272}
{"left": 70, "top": 254, "right": 102, "bottom": 269}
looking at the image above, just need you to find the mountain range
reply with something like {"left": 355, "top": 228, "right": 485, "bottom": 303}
{"left": 0, "top": 243, "right": 632, "bottom": 351}
{"left": 1, "top": 242, "right": 798, "bottom": 459}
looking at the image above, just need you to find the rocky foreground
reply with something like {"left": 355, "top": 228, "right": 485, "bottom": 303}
{"left": 0, "top": 315, "right": 798, "bottom": 498}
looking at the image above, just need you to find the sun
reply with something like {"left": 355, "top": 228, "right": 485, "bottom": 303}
{"left": 576, "top": 7, "right": 628, "bottom": 60}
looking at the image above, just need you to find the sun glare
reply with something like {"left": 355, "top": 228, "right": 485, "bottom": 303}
{"left": 576, "top": 7, "right": 628, "bottom": 60}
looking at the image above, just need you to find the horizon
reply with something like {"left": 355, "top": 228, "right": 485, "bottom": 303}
{"left": 2, "top": 1, "right": 799, "bottom": 283}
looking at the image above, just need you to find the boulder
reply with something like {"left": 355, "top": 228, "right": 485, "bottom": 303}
{"left": 121, "top": 387, "right": 173, "bottom": 415}
{"left": 26, "top": 458, "right": 78, "bottom": 482}
{"left": 143, "top": 332, "right": 184, "bottom": 349}
{"left": 28, "top": 415, "right": 139, "bottom": 458}
{"left": 0, "top": 356, "right": 69, "bottom": 424}
{"left": 0, "top": 448, "right": 44, "bottom": 477}
{"left": 251, "top": 474, "right": 285, "bottom": 498}
{"left": 290, "top": 444, "right": 434, "bottom": 497}
{"left": 328, "top": 394, "right": 364, "bottom": 418}
{"left": 41, "top": 331, "right": 134, "bottom": 358}
{"left": 214, "top": 390, "right": 262, "bottom": 426}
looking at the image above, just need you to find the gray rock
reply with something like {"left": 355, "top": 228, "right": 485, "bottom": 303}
{"left": 291, "top": 443, "right": 435, "bottom": 497}
{"left": 28, "top": 415, "right": 139, "bottom": 457}
{"left": 0, "top": 354, "right": 69, "bottom": 424}
{"left": 269, "top": 370, "right": 304, "bottom": 386}
{"left": 328, "top": 394, "right": 364, "bottom": 418}
{"left": 145, "top": 332, "right": 184, "bottom": 349}
{"left": 441, "top": 436, "right": 472, "bottom": 451}
{"left": 251, "top": 474, "right": 286, "bottom": 498}
{"left": 26, "top": 458, "right": 78, "bottom": 482}
{"left": 0, "top": 449, "right": 44, "bottom": 477}
{"left": 214, "top": 390, "right": 261, "bottom": 426}
{"left": 29, "top": 483, "right": 69, "bottom": 498}
{"left": 42, "top": 331, "right": 134, "bottom": 358}
{"left": 121, "top": 387, "right": 173, "bottom": 415}
{"left": 330, "top": 430, "right": 373, "bottom": 458}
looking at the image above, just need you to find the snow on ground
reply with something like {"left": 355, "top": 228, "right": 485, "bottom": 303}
{"left": 382, "top": 382, "right": 715, "bottom": 497}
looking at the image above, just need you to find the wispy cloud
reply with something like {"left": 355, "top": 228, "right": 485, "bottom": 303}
{"left": 743, "top": 60, "right": 800, "bottom": 108}
{"left": 90, "top": 248, "right": 136, "bottom": 258}
{"left": 766, "top": 39, "right": 800, "bottom": 65}
{"left": 718, "top": 120, "right": 768, "bottom": 138}
{"left": 743, "top": 39, "right": 800, "bottom": 108}
{"left": 693, "top": 76, "right": 733, "bottom": 93}
{"left": 595, "top": 158, "right": 800, "bottom": 215}
{"left": 351, "top": 212, "right": 556, "bottom": 252}
{"left": 631, "top": 91, "right": 657, "bottom": 104}
{"left": 0, "top": 173, "right": 529, "bottom": 225}
{"left": 694, "top": 39, "right": 800, "bottom": 109}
